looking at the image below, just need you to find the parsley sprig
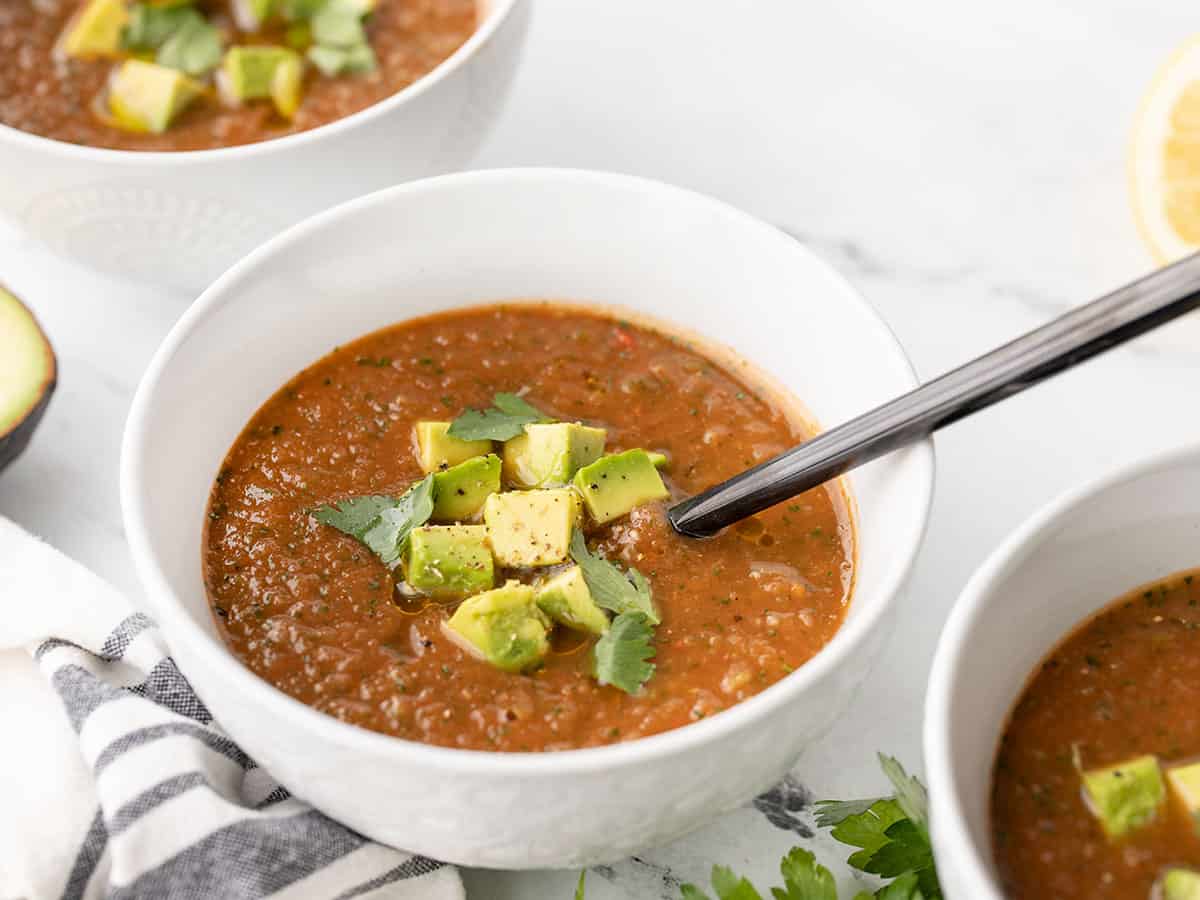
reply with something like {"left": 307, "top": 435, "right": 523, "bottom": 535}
{"left": 311, "top": 475, "right": 434, "bottom": 568}
{"left": 569, "top": 530, "right": 659, "bottom": 624}
{"left": 593, "top": 611, "right": 656, "bottom": 694}
{"left": 661, "top": 756, "right": 942, "bottom": 900}
{"left": 447, "top": 392, "right": 548, "bottom": 441}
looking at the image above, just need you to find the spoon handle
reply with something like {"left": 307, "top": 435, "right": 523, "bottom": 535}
{"left": 668, "top": 252, "right": 1200, "bottom": 538}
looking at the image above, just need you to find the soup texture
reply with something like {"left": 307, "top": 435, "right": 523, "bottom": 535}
{"left": 991, "top": 569, "right": 1200, "bottom": 899}
{"left": 203, "top": 305, "right": 854, "bottom": 751}
{"left": 0, "top": 0, "right": 475, "bottom": 151}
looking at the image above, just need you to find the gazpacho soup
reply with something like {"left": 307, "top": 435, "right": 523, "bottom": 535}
{"left": 203, "top": 303, "right": 855, "bottom": 752}
{"left": 991, "top": 568, "right": 1200, "bottom": 899}
{"left": 0, "top": 0, "right": 476, "bottom": 151}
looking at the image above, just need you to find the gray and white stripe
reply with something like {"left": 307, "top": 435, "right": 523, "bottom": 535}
{"left": 33, "top": 613, "right": 458, "bottom": 900}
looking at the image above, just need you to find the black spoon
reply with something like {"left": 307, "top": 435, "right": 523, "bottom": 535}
{"left": 668, "top": 252, "right": 1200, "bottom": 538}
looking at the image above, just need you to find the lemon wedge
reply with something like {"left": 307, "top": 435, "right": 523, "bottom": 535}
{"left": 1131, "top": 36, "right": 1200, "bottom": 264}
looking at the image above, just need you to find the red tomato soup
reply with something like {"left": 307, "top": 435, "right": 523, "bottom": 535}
{"left": 991, "top": 568, "right": 1200, "bottom": 899}
{"left": 203, "top": 304, "right": 855, "bottom": 752}
{"left": 0, "top": 0, "right": 475, "bottom": 150}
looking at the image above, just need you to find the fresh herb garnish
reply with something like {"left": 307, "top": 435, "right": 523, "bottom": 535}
{"left": 663, "top": 756, "right": 941, "bottom": 900}
{"left": 312, "top": 475, "right": 434, "bottom": 568}
{"left": 569, "top": 530, "right": 659, "bottom": 624}
{"left": 592, "top": 611, "right": 655, "bottom": 695}
{"left": 156, "top": 14, "right": 222, "bottom": 75}
{"left": 122, "top": 4, "right": 220, "bottom": 75}
{"left": 123, "top": 3, "right": 195, "bottom": 50}
{"left": 447, "top": 392, "right": 549, "bottom": 442}
{"left": 307, "top": 42, "right": 377, "bottom": 76}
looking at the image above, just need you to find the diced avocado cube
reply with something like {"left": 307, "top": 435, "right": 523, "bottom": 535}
{"left": 270, "top": 52, "right": 303, "bottom": 118}
{"left": 1167, "top": 761, "right": 1200, "bottom": 828}
{"left": 572, "top": 449, "right": 669, "bottom": 524}
{"left": 1163, "top": 869, "right": 1200, "bottom": 900}
{"left": 445, "top": 581, "right": 549, "bottom": 672}
{"left": 647, "top": 451, "right": 668, "bottom": 469}
{"left": 503, "top": 422, "right": 606, "bottom": 489}
{"left": 406, "top": 525, "right": 493, "bottom": 597}
{"left": 108, "top": 60, "right": 201, "bottom": 134}
{"left": 536, "top": 565, "right": 609, "bottom": 636}
{"left": 415, "top": 421, "right": 492, "bottom": 473}
{"left": 431, "top": 454, "right": 501, "bottom": 523}
{"left": 483, "top": 489, "right": 581, "bottom": 568}
{"left": 221, "top": 46, "right": 300, "bottom": 102}
{"left": 62, "top": 0, "right": 130, "bottom": 59}
{"left": 1081, "top": 754, "right": 1165, "bottom": 839}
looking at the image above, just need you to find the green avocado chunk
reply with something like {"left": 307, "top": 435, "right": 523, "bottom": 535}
{"left": 536, "top": 565, "right": 609, "bottom": 636}
{"left": 61, "top": 0, "right": 129, "bottom": 59}
{"left": 483, "top": 489, "right": 581, "bottom": 568}
{"left": 502, "top": 422, "right": 606, "bottom": 489}
{"left": 445, "top": 581, "right": 549, "bottom": 672}
{"left": 0, "top": 286, "right": 56, "bottom": 475}
{"left": 221, "top": 46, "right": 300, "bottom": 101}
{"left": 1167, "top": 761, "right": 1200, "bottom": 833}
{"left": 406, "top": 525, "right": 493, "bottom": 597}
{"left": 431, "top": 454, "right": 501, "bottom": 522}
{"left": 572, "top": 449, "right": 669, "bottom": 524}
{"left": 415, "top": 421, "right": 492, "bottom": 473}
{"left": 1081, "top": 754, "right": 1165, "bottom": 839}
{"left": 108, "top": 60, "right": 201, "bottom": 134}
{"left": 1162, "top": 869, "right": 1200, "bottom": 900}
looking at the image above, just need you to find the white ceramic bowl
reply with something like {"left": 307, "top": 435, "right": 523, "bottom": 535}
{"left": 0, "top": 0, "right": 527, "bottom": 293}
{"left": 120, "top": 168, "right": 934, "bottom": 868}
{"left": 924, "top": 442, "right": 1200, "bottom": 898}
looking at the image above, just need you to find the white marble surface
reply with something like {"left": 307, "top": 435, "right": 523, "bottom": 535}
{"left": 3, "top": 0, "right": 1200, "bottom": 896}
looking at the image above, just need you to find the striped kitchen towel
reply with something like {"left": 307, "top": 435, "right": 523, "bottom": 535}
{"left": 0, "top": 516, "right": 462, "bottom": 900}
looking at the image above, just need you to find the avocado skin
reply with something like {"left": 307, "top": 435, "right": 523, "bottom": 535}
{"left": 0, "top": 289, "right": 56, "bottom": 475}
{"left": 0, "top": 385, "right": 54, "bottom": 473}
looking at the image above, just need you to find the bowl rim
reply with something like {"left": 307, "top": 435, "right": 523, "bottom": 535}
{"left": 0, "top": 0, "right": 519, "bottom": 165}
{"left": 120, "top": 166, "right": 936, "bottom": 775}
{"left": 922, "top": 439, "right": 1200, "bottom": 896}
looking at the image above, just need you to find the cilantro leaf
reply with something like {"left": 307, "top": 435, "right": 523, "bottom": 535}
{"left": 123, "top": 3, "right": 197, "bottom": 49}
{"left": 813, "top": 798, "right": 887, "bottom": 829}
{"left": 447, "top": 392, "right": 548, "bottom": 441}
{"left": 312, "top": 475, "right": 434, "bottom": 568}
{"left": 681, "top": 757, "right": 942, "bottom": 900}
{"left": 878, "top": 755, "right": 930, "bottom": 834}
{"left": 873, "top": 872, "right": 925, "bottom": 900}
{"left": 157, "top": 15, "right": 222, "bottom": 75}
{"left": 829, "top": 799, "right": 906, "bottom": 869}
{"left": 773, "top": 847, "right": 837, "bottom": 900}
{"left": 592, "top": 611, "right": 655, "bottom": 694}
{"left": 308, "top": 42, "right": 376, "bottom": 76}
{"left": 311, "top": 0, "right": 366, "bottom": 47}
{"left": 710, "top": 867, "right": 765, "bottom": 900}
{"left": 311, "top": 495, "right": 397, "bottom": 538}
{"left": 859, "top": 820, "right": 933, "bottom": 879}
{"left": 679, "top": 848, "right": 837, "bottom": 900}
{"left": 569, "top": 530, "right": 659, "bottom": 624}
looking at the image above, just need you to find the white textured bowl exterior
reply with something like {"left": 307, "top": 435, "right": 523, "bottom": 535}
{"left": 121, "top": 169, "right": 934, "bottom": 868}
{"left": 925, "top": 443, "right": 1200, "bottom": 899}
{"left": 0, "top": 0, "right": 527, "bottom": 293}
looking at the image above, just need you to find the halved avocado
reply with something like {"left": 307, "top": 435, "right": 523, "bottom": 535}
{"left": 0, "top": 286, "right": 56, "bottom": 473}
